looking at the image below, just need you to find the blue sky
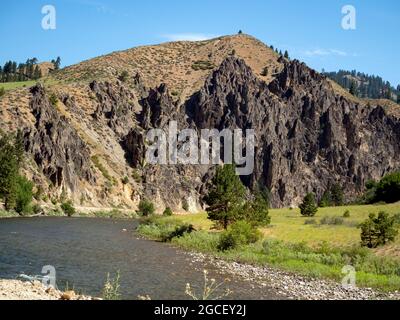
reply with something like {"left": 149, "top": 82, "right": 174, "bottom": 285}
{"left": 1, "top": 0, "right": 399, "bottom": 86}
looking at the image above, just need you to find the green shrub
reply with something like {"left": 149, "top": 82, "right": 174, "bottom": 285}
{"left": 121, "top": 176, "right": 129, "bottom": 185}
{"left": 15, "top": 175, "right": 34, "bottom": 215}
{"left": 102, "top": 271, "right": 121, "bottom": 300}
{"left": 304, "top": 219, "right": 317, "bottom": 225}
{"left": 137, "top": 199, "right": 155, "bottom": 217}
{"left": 49, "top": 93, "right": 58, "bottom": 106}
{"left": 137, "top": 217, "right": 194, "bottom": 242}
{"left": 191, "top": 60, "right": 215, "bottom": 71}
{"left": 330, "top": 183, "right": 344, "bottom": 206}
{"left": 343, "top": 210, "right": 351, "bottom": 218}
{"left": 218, "top": 221, "right": 261, "bottom": 251}
{"left": 118, "top": 70, "right": 129, "bottom": 83}
{"left": 319, "top": 184, "right": 344, "bottom": 207}
{"left": 243, "top": 186, "right": 271, "bottom": 226}
{"left": 360, "top": 211, "right": 399, "bottom": 248}
{"left": 320, "top": 216, "right": 344, "bottom": 225}
{"left": 374, "top": 171, "right": 400, "bottom": 203}
{"left": 182, "top": 199, "right": 189, "bottom": 211}
{"left": 61, "top": 201, "right": 76, "bottom": 217}
{"left": 32, "top": 203, "right": 42, "bottom": 215}
{"left": 92, "top": 155, "right": 113, "bottom": 183}
{"left": 0, "top": 87, "right": 5, "bottom": 97}
{"left": 261, "top": 67, "right": 268, "bottom": 76}
{"left": 161, "top": 224, "right": 195, "bottom": 242}
{"left": 299, "top": 193, "right": 318, "bottom": 217}
{"left": 132, "top": 170, "right": 142, "bottom": 183}
{"left": 173, "top": 231, "right": 220, "bottom": 252}
{"left": 163, "top": 207, "right": 173, "bottom": 216}
{"left": 393, "top": 213, "right": 400, "bottom": 225}
{"left": 319, "top": 190, "right": 332, "bottom": 207}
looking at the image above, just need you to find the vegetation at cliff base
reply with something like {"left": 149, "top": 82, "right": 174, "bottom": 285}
{"left": 205, "top": 165, "right": 271, "bottom": 229}
{"left": 360, "top": 171, "right": 400, "bottom": 204}
{"left": 0, "top": 131, "right": 34, "bottom": 214}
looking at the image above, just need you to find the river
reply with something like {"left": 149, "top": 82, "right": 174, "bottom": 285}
{"left": 0, "top": 217, "right": 283, "bottom": 300}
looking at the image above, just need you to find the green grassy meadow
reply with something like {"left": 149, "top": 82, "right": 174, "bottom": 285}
{"left": 0, "top": 78, "right": 61, "bottom": 92}
{"left": 137, "top": 202, "right": 400, "bottom": 291}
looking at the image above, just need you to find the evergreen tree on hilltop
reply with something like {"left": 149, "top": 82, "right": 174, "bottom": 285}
{"left": 284, "top": 50, "right": 289, "bottom": 59}
{"left": 349, "top": 81, "right": 357, "bottom": 96}
{"left": 323, "top": 69, "right": 400, "bottom": 102}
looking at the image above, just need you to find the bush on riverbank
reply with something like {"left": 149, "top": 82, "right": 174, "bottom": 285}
{"left": 137, "top": 216, "right": 194, "bottom": 242}
{"left": 218, "top": 221, "right": 261, "bottom": 251}
{"left": 92, "top": 209, "right": 136, "bottom": 219}
{"left": 163, "top": 207, "right": 173, "bottom": 216}
{"left": 137, "top": 199, "right": 155, "bottom": 217}
{"left": 61, "top": 201, "right": 76, "bottom": 217}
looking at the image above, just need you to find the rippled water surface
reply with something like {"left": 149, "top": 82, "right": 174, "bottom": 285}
{"left": 0, "top": 217, "right": 282, "bottom": 299}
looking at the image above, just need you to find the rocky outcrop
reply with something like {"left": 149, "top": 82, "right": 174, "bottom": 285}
{"left": 183, "top": 57, "right": 400, "bottom": 206}
{"left": 24, "top": 85, "right": 95, "bottom": 194}
{"left": 90, "top": 80, "right": 140, "bottom": 137}
{"left": 17, "top": 55, "right": 400, "bottom": 210}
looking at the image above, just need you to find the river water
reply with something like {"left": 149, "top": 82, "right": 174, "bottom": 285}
{"left": 0, "top": 217, "right": 282, "bottom": 300}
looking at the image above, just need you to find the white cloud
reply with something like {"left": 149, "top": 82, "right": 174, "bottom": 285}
{"left": 161, "top": 33, "right": 217, "bottom": 42}
{"left": 304, "top": 48, "right": 349, "bottom": 57}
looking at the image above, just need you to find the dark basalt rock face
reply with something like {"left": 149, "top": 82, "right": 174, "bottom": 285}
{"left": 90, "top": 80, "right": 139, "bottom": 138}
{"left": 184, "top": 56, "right": 400, "bottom": 206}
{"left": 119, "top": 56, "right": 400, "bottom": 208}
{"left": 24, "top": 85, "right": 95, "bottom": 193}
{"left": 24, "top": 56, "right": 399, "bottom": 209}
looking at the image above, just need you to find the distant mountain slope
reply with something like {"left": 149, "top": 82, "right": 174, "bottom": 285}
{"left": 323, "top": 69, "right": 400, "bottom": 102}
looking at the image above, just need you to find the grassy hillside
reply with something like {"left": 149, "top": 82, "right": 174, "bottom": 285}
{"left": 0, "top": 80, "right": 37, "bottom": 91}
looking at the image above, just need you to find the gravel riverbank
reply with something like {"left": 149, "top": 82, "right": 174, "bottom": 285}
{"left": 0, "top": 280, "right": 98, "bottom": 300}
{"left": 187, "top": 251, "right": 400, "bottom": 300}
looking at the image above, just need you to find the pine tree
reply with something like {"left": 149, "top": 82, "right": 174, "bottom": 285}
{"left": 33, "top": 65, "right": 42, "bottom": 80}
{"left": 284, "top": 50, "right": 289, "bottom": 59}
{"left": 205, "top": 164, "right": 246, "bottom": 229}
{"left": 0, "top": 134, "right": 19, "bottom": 210}
{"left": 0, "top": 132, "right": 31, "bottom": 212}
{"left": 330, "top": 183, "right": 344, "bottom": 206}
{"left": 360, "top": 212, "right": 399, "bottom": 248}
{"left": 299, "top": 193, "right": 318, "bottom": 217}
{"left": 15, "top": 175, "right": 33, "bottom": 214}
{"left": 244, "top": 186, "right": 271, "bottom": 226}
{"left": 55, "top": 57, "right": 61, "bottom": 70}
{"left": 349, "top": 81, "right": 357, "bottom": 96}
{"left": 319, "top": 190, "right": 332, "bottom": 207}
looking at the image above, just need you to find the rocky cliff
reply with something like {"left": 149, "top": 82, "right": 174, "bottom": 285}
{"left": 0, "top": 35, "right": 399, "bottom": 210}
